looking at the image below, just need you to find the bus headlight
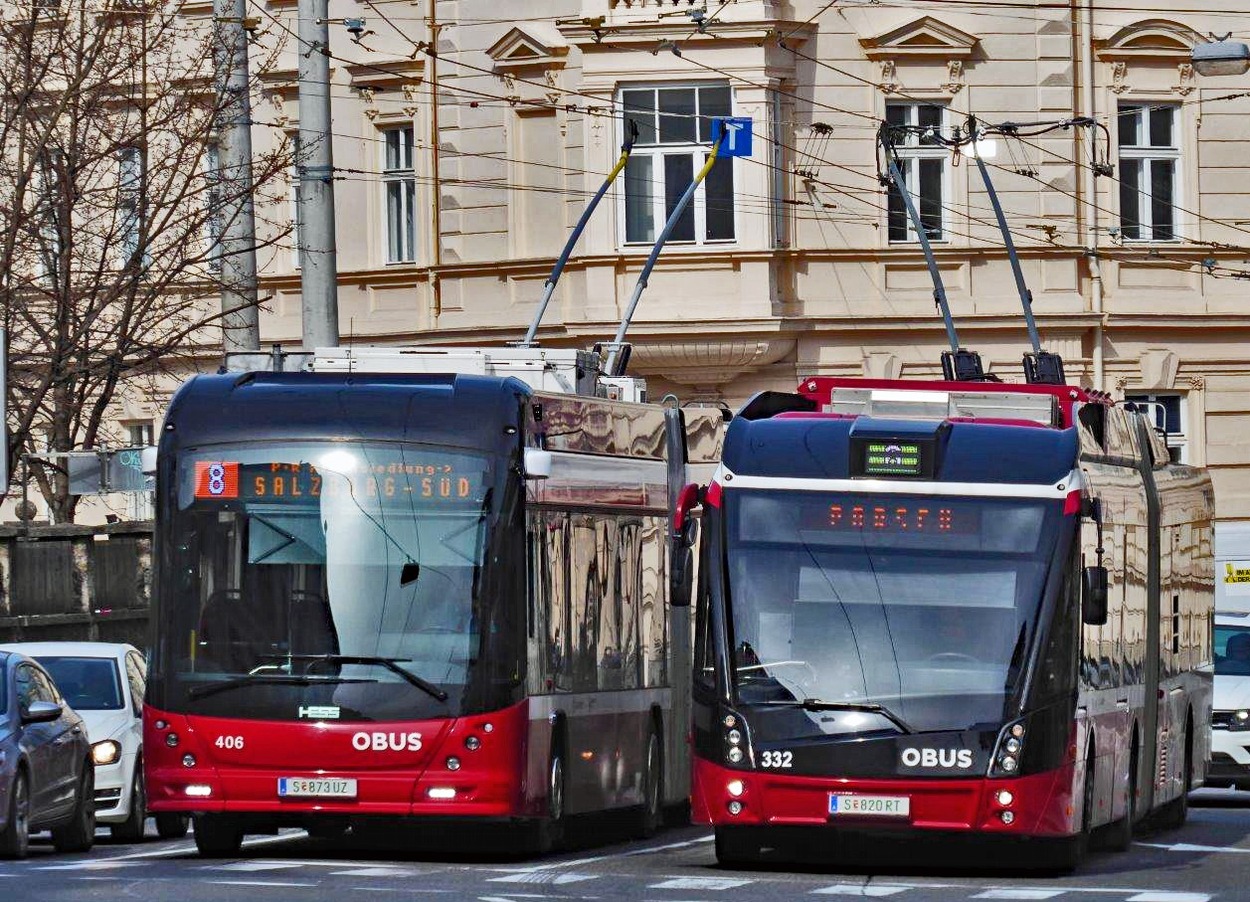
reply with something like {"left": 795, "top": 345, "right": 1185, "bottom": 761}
{"left": 92, "top": 740, "right": 122, "bottom": 766}
{"left": 722, "top": 710, "right": 753, "bottom": 768}
{"left": 990, "top": 718, "right": 1026, "bottom": 778}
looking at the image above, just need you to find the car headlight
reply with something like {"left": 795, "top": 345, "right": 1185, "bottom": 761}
{"left": 92, "top": 739, "right": 122, "bottom": 766}
{"left": 1232, "top": 710, "right": 1250, "bottom": 732}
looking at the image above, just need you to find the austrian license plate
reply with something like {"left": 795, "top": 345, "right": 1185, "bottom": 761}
{"left": 828, "top": 793, "right": 910, "bottom": 818}
{"left": 277, "top": 777, "right": 357, "bottom": 798}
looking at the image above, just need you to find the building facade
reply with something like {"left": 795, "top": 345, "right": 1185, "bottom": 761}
{"left": 97, "top": 1, "right": 1250, "bottom": 584}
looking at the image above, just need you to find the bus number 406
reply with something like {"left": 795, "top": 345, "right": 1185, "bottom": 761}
{"left": 215, "top": 735, "right": 245, "bottom": 750}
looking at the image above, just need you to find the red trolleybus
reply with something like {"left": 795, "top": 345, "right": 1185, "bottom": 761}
{"left": 690, "top": 378, "right": 1214, "bottom": 868}
{"left": 143, "top": 348, "right": 722, "bottom": 856}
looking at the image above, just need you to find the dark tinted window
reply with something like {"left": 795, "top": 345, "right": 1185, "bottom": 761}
{"left": 15, "top": 664, "right": 35, "bottom": 715}
{"left": 1216, "top": 625, "right": 1250, "bottom": 676}
{"left": 37, "top": 656, "right": 124, "bottom": 710}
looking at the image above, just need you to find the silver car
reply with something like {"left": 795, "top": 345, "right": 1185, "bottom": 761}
{"left": 0, "top": 650, "right": 96, "bottom": 858}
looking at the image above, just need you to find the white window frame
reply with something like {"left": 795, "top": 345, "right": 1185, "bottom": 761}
{"left": 1126, "top": 392, "right": 1188, "bottom": 464}
{"left": 125, "top": 420, "right": 155, "bottom": 447}
{"left": 35, "top": 152, "right": 63, "bottom": 285}
{"left": 382, "top": 125, "right": 416, "bottom": 264}
{"left": 1117, "top": 103, "right": 1180, "bottom": 243}
{"left": 616, "top": 81, "right": 737, "bottom": 249}
{"left": 289, "top": 165, "right": 301, "bottom": 270}
{"left": 885, "top": 102, "right": 949, "bottom": 244}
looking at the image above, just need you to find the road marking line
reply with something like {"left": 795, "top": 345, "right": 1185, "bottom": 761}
{"left": 1137, "top": 841, "right": 1250, "bottom": 854}
{"left": 209, "top": 880, "right": 319, "bottom": 888}
{"left": 1125, "top": 894, "right": 1211, "bottom": 902}
{"left": 211, "top": 861, "right": 302, "bottom": 872}
{"left": 91, "top": 830, "right": 302, "bottom": 861}
{"left": 332, "top": 867, "right": 421, "bottom": 877}
{"left": 34, "top": 860, "right": 148, "bottom": 871}
{"left": 649, "top": 876, "right": 753, "bottom": 890}
{"left": 811, "top": 885, "right": 912, "bottom": 897}
{"left": 491, "top": 872, "right": 598, "bottom": 885}
{"left": 624, "top": 835, "right": 717, "bottom": 855}
{"left": 972, "top": 892, "right": 1064, "bottom": 900}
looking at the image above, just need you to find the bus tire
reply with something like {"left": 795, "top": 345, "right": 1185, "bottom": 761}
{"left": 1101, "top": 738, "right": 1137, "bottom": 852}
{"left": 635, "top": 724, "right": 663, "bottom": 839}
{"left": 714, "top": 826, "right": 761, "bottom": 867}
{"left": 193, "top": 814, "right": 244, "bottom": 857}
{"left": 1155, "top": 718, "right": 1192, "bottom": 831}
{"left": 536, "top": 732, "right": 567, "bottom": 854}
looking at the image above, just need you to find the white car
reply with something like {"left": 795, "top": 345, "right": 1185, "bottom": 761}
{"left": 0, "top": 641, "right": 187, "bottom": 841}
{"left": 1206, "top": 612, "right": 1250, "bottom": 790}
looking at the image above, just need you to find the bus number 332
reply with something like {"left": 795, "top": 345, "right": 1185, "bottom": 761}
{"left": 760, "top": 750, "right": 793, "bottom": 768}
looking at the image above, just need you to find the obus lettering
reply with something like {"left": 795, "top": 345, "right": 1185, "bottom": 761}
{"left": 351, "top": 731, "right": 423, "bottom": 752}
{"left": 900, "top": 747, "right": 974, "bottom": 769}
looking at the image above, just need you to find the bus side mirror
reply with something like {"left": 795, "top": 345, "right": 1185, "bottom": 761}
{"left": 1082, "top": 565, "right": 1108, "bottom": 626}
{"left": 523, "top": 448, "right": 552, "bottom": 480}
{"left": 672, "top": 483, "right": 700, "bottom": 546}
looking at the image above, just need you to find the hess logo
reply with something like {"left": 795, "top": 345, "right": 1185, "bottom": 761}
{"left": 900, "top": 747, "right": 974, "bottom": 769}
{"left": 351, "top": 731, "right": 423, "bottom": 752}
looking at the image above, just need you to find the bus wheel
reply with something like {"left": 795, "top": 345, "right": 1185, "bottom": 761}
{"left": 714, "top": 826, "right": 761, "bottom": 867}
{"left": 636, "top": 726, "right": 663, "bottom": 839}
{"left": 154, "top": 813, "right": 190, "bottom": 840}
{"left": 193, "top": 814, "right": 244, "bottom": 857}
{"left": 1049, "top": 748, "right": 1094, "bottom": 872}
{"left": 1101, "top": 741, "right": 1137, "bottom": 852}
{"left": 536, "top": 742, "right": 567, "bottom": 854}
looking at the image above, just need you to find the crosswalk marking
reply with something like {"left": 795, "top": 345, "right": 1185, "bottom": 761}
{"left": 490, "top": 872, "right": 597, "bottom": 885}
{"left": 811, "top": 884, "right": 912, "bottom": 897}
{"left": 1125, "top": 894, "right": 1212, "bottom": 902}
{"left": 972, "top": 891, "right": 1063, "bottom": 900}
{"left": 212, "top": 862, "right": 301, "bottom": 872}
{"left": 34, "top": 860, "right": 146, "bottom": 872}
{"left": 331, "top": 867, "right": 420, "bottom": 878}
{"left": 650, "top": 876, "right": 754, "bottom": 890}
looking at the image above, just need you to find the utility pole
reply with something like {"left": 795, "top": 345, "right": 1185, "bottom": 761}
{"left": 214, "top": 0, "right": 261, "bottom": 353}
{"left": 297, "top": 0, "right": 340, "bottom": 350}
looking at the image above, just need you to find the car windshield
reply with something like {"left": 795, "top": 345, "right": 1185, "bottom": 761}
{"left": 37, "top": 656, "right": 124, "bottom": 710}
{"left": 162, "top": 441, "right": 494, "bottom": 721}
{"left": 725, "top": 490, "right": 1065, "bottom": 735}
{"left": 1215, "top": 624, "right": 1250, "bottom": 676}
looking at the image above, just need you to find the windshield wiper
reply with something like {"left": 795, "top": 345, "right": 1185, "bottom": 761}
{"left": 759, "top": 699, "right": 915, "bottom": 735}
{"left": 188, "top": 673, "right": 375, "bottom": 700}
{"left": 283, "top": 654, "right": 450, "bottom": 702}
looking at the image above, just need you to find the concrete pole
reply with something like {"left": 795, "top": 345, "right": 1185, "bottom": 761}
{"left": 214, "top": 0, "right": 260, "bottom": 353}
{"left": 297, "top": 0, "right": 340, "bottom": 350}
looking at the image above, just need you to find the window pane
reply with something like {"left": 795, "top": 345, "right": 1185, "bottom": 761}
{"left": 704, "top": 153, "right": 734, "bottom": 241}
{"left": 624, "top": 155, "right": 655, "bottom": 243}
{"left": 385, "top": 130, "right": 401, "bottom": 170}
{"left": 918, "top": 105, "right": 943, "bottom": 145}
{"left": 887, "top": 177, "right": 909, "bottom": 242}
{"left": 623, "top": 90, "right": 657, "bottom": 145}
{"left": 1149, "top": 108, "right": 1173, "bottom": 148}
{"left": 658, "top": 88, "right": 696, "bottom": 144}
{"left": 1150, "top": 159, "right": 1174, "bottom": 241}
{"left": 698, "top": 85, "right": 731, "bottom": 142}
{"left": 664, "top": 153, "right": 695, "bottom": 241}
{"left": 1118, "top": 106, "right": 1141, "bottom": 147}
{"left": 404, "top": 181, "right": 416, "bottom": 260}
{"left": 918, "top": 158, "right": 942, "bottom": 240}
{"left": 1119, "top": 158, "right": 1142, "bottom": 240}
{"left": 885, "top": 104, "right": 908, "bottom": 127}
{"left": 387, "top": 182, "right": 402, "bottom": 261}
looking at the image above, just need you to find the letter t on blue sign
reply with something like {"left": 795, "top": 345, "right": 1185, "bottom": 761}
{"left": 711, "top": 117, "right": 752, "bottom": 157}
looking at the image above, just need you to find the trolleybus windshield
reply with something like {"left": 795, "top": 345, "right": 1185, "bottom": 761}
{"left": 725, "top": 490, "right": 1066, "bottom": 735}
{"left": 163, "top": 441, "right": 495, "bottom": 721}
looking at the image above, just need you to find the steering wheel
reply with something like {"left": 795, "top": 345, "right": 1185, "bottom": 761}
{"left": 926, "top": 652, "right": 980, "bottom": 665}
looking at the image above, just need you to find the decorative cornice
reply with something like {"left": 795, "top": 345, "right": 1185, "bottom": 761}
{"left": 626, "top": 339, "right": 796, "bottom": 387}
{"left": 859, "top": 15, "right": 980, "bottom": 61}
{"left": 1095, "top": 18, "right": 1202, "bottom": 62}
{"left": 487, "top": 24, "right": 568, "bottom": 74}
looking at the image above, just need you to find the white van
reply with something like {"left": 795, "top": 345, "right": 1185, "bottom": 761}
{"left": 1206, "top": 612, "right": 1250, "bottom": 790}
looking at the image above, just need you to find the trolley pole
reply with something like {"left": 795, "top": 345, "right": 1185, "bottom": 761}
{"left": 214, "top": 0, "right": 260, "bottom": 353}
{"left": 297, "top": 0, "right": 340, "bottom": 350}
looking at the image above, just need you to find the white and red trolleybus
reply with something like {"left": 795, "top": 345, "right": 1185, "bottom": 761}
{"left": 142, "top": 347, "right": 722, "bottom": 856}
{"left": 689, "top": 377, "right": 1214, "bottom": 868}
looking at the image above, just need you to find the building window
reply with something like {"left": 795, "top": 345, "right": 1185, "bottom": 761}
{"left": 35, "top": 151, "right": 64, "bottom": 285}
{"left": 118, "top": 146, "right": 143, "bottom": 269}
{"left": 619, "top": 83, "right": 734, "bottom": 246}
{"left": 383, "top": 126, "right": 416, "bottom": 263}
{"left": 1126, "top": 393, "right": 1187, "bottom": 463}
{"left": 289, "top": 166, "right": 301, "bottom": 269}
{"left": 204, "top": 141, "right": 222, "bottom": 273}
{"left": 1118, "top": 104, "right": 1178, "bottom": 242}
{"left": 885, "top": 103, "right": 947, "bottom": 243}
{"left": 126, "top": 421, "right": 155, "bottom": 447}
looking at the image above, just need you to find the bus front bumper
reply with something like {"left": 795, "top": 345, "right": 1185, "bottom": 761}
{"left": 692, "top": 758, "right": 1078, "bottom": 838}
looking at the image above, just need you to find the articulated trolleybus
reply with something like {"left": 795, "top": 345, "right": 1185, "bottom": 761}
{"left": 143, "top": 347, "right": 722, "bottom": 856}
{"left": 691, "top": 377, "right": 1214, "bottom": 867}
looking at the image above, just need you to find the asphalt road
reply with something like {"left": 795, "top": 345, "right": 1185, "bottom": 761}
{"left": 8, "top": 791, "right": 1250, "bottom": 901}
